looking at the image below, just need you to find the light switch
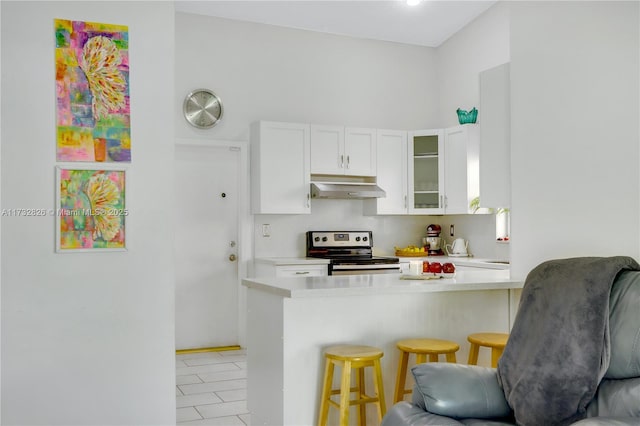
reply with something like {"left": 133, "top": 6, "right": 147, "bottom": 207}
{"left": 262, "top": 224, "right": 271, "bottom": 237}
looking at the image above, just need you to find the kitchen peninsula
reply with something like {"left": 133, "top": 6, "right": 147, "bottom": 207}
{"left": 242, "top": 271, "right": 523, "bottom": 426}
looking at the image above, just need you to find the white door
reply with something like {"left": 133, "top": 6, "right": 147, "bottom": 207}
{"left": 373, "top": 129, "right": 408, "bottom": 214}
{"left": 310, "top": 124, "right": 344, "bottom": 175}
{"left": 345, "top": 127, "right": 377, "bottom": 176}
{"left": 444, "top": 126, "right": 469, "bottom": 214}
{"left": 175, "top": 144, "right": 239, "bottom": 349}
{"left": 445, "top": 125, "right": 480, "bottom": 214}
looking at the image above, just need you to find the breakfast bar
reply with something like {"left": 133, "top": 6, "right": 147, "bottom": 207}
{"left": 243, "top": 271, "right": 523, "bottom": 426}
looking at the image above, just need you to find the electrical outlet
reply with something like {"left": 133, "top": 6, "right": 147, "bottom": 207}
{"left": 262, "top": 224, "right": 271, "bottom": 237}
{"left": 450, "top": 224, "right": 455, "bottom": 237}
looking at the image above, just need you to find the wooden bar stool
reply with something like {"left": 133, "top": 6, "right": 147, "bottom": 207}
{"left": 467, "top": 332, "right": 509, "bottom": 368}
{"left": 393, "top": 338, "right": 459, "bottom": 403}
{"left": 317, "top": 345, "right": 386, "bottom": 426}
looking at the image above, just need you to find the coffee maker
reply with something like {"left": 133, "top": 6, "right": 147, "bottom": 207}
{"left": 423, "top": 224, "right": 445, "bottom": 256}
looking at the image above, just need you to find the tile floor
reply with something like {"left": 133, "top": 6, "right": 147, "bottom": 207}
{"left": 176, "top": 349, "right": 250, "bottom": 425}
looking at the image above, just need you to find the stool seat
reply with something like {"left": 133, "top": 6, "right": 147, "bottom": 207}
{"left": 318, "top": 344, "right": 386, "bottom": 426}
{"left": 397, "top": 338, "right": 460, "bottom": 355}
{"left": 324, "top": 345, "right": 384, "bottom": 361}
{"left": 393, "top": 338, "right": 459, "bottom": 403}
{"left": 467, "top": 332, "right": 509, "bottom": 368}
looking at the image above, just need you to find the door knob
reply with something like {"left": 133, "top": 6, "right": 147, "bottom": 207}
{"left": 229, "top": 254, "right": 237, "bottom": 262}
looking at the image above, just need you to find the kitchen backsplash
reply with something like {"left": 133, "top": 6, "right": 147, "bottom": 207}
{"left": 253, "top": 199, "right": 508, "bottom": 260}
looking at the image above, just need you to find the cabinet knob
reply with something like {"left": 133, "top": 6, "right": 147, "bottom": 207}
{"left": 229, "top": 254, "right": 237, "bottom": 262}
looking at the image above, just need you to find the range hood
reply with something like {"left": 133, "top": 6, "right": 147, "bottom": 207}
{"left": 310, "top": 182, "right": 386, "bottom": 199}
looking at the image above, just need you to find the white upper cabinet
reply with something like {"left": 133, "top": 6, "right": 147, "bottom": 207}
{"left": 344, "top": 127, "right": 377, "bottom": 176}
{"left": 310, "top": 125, "right": 344, "bottom": 175}
{"left": 250, "top": 121, "right": 481, "bottom": 216}
{"left": 364, "top": 129, "right": 408, "bottom": 215}
{"left": 250, "top": 121, "right": 311, "bottom": 214}
{"left": 479, "top": 63, "right": 511, "bottom": 209}
{"left": 310, "top": 125, "right": 376, "bottom": 176}
{"left": 406, "top": 126, "right": 478, "bottom": 215}
{"left": 407, "top": 129, "right": 445, "bottom": 214}
{"left": 444, "top": 125, "right": 480, "bottom": 214}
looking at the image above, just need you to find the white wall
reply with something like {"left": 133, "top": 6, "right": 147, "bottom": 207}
{"left": 435, "top": 1, "right": 511, "bottom": 261}
{"left": 175, "top": 13, "right": 440, "bottom": 141}
{"left": 509, "top": 1, "right": 640, "bottom": 278}
{"left": 1, "top": 2, "right": 176, "bottom": 424}
{"left": 436, "top": 1, "right": 510, "bottom": 128}
{"left": 173, "top": 13, "right": 441, "bottom": 261}
{"left": 254, "top": 200, "right": 440, "bottom": 258}
{"left": 174, "top": 10, "right": 514, "bottom": 262}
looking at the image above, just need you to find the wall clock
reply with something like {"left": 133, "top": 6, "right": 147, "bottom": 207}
{"left": 183, "top": 89, "right": 224, "bottom": 129}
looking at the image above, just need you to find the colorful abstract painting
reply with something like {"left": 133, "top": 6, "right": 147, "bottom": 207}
{"left": 56, "top": 166, "right": 128, "bottom": 252}
{"left": 55, "top": 19, "right": 130, "bottom": 162}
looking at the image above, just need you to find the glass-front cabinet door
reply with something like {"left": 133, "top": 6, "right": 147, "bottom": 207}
{"left": 408, "top": 129, "right": 444, "bottom": 214}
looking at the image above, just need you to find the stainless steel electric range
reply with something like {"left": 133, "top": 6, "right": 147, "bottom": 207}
{"left": 306, "top": 231, "right": 400, "bottom": 275}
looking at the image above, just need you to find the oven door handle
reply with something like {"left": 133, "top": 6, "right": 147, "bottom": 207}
{"left": 331, "top": 264, "right": 400, "bottom": 270}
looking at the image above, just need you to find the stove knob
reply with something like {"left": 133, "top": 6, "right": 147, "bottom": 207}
{"left": 314, "top": 237, "right": 320, "bottom": 242}
{"left": 355, "top": 237, "right": 361, "bottom": 241}
{"left": 363, "top": 236, "right": 368, "bottom": 241}
{"left": 322, "top": 237, "right": 328, "bottom": 242}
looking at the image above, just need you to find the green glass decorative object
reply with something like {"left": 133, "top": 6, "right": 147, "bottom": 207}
{"left": 457, "top": 108, "right": 478, "bottom": 124}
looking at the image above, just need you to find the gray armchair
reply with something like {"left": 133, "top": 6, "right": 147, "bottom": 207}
{"left": 382, "top": 260, "right": 640, "bottom": 426}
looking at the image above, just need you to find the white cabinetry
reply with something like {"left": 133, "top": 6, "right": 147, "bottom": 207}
{"left": 479, "top": 63, "right": 511, "bottom": 208}
{"left": 253, "top": 259, "right": 329, "bottom": 278}
{"left": 364, "top": 129, "right": 408, "bottom": 215}
{"left": 310, "top": 125, "right": 376, "bottom": 177}
{"left": 444, "top": 125, "right": 480, "bottom": 214}
{"left": 345, "top": 127, "right": 377, "bottom": 176}
{"left": 406, "top": 127, "right": 479, "bottom": 215}
{"left": 256, "top": 264, "right": 327, "bottom": 278}
{"left": 250, "top": 120, "right": 480, "bottom": 216}
{"left": 273, "top": 265, "right": 327, "bottom": 277}
{"left": 408, "top": 129, "right": 445, "bottom": 214}
{"left": 250, "top": 121, "right": 310, "bottom": 214}
{"left": 310, "top": 125, "right": 344, "bottom": 175}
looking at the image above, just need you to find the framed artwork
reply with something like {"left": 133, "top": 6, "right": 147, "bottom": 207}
{"left": 54, "top": 19, "right": 130, "bottom": 162}
{"left": 56, "top": 165, "right": 128, "bottom": 252}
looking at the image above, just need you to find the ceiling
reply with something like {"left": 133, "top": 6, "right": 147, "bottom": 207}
{"left": 174, "top": 1, "right": 497, "bottom": 48}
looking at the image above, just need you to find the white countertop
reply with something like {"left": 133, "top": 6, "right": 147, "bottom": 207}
{"left": 396, "top": 256, "right": 510, "bottom": 270}
{"left": 242, "top": 270, "right": 522, "bottom": 298}
{"left": 255, "top": 256, "right": 509, "bottom": 269}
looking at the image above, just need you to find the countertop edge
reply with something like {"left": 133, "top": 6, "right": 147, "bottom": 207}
{"left": 242, "top": 279, "right": 293, "bottom": 297}
{"left": 242, "top": 275, "right": 523, "bottom": 299}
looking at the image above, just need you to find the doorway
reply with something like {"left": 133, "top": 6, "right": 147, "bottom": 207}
{"left": 174, "top": 140, "right": 247, "bottom": 350}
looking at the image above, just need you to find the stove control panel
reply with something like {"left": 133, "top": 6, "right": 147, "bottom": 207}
{"left": 308, "top": 231, "right": 372, "bottom": 248}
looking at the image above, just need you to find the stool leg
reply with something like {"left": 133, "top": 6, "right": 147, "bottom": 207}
{"left": 357, "top": 366, "right": 366, "bottom": 426}
{"left": 445, "top": 352, "right": 457, "bottom": 363}
{"left": 468, "top": 343, "right": 480, "bottom": 365}
{"left": 491, "top": 348, "right": 504, "bottom": 368}
{"left": 428, "top": 353, "right": 439, "bottom": 362}
{"left": 339, "top": 360, "right": 352, "bottom": 426}
{"left": 393, "top": 351, "right": 409, "bottom": 403}
{"left": 415, "top": 353, "right": 427, "bottom": 364}
{"left": 317, "top": 358, "right": 334, "bottom": 426}
{"left": 372, "top": 358, "right": 386, "bottom": 421}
